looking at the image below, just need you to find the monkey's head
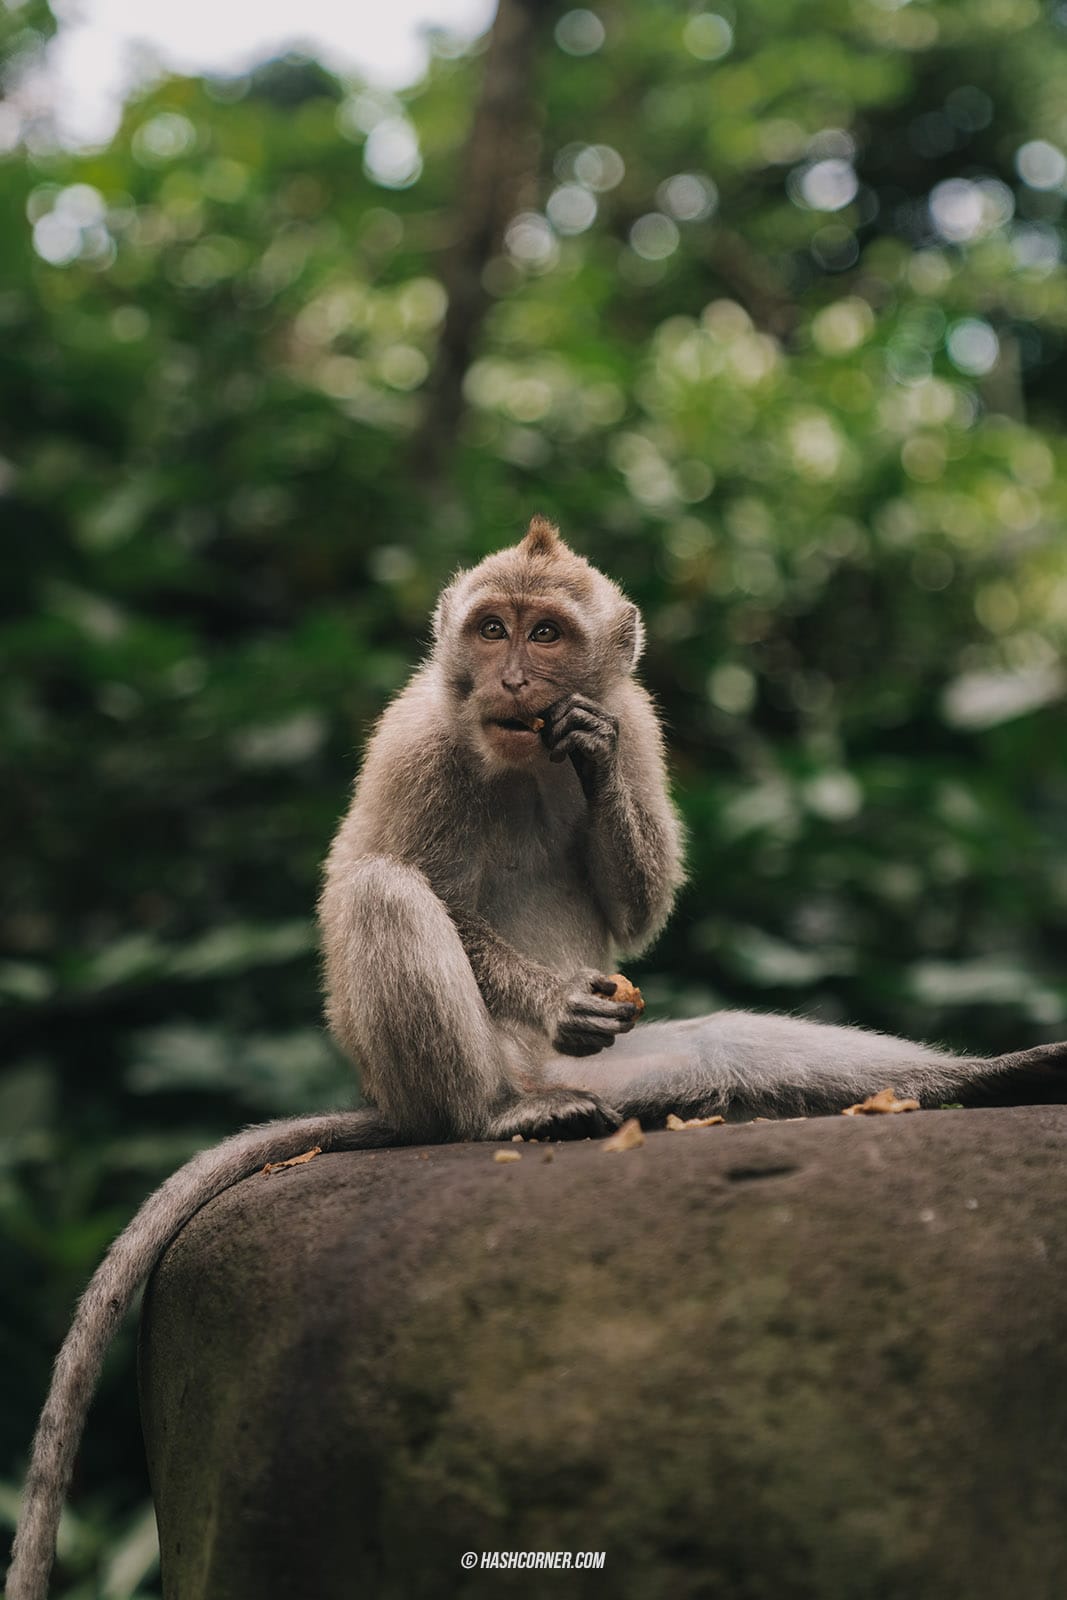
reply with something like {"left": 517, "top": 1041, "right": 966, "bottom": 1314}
{"left": 431, "top": 516, "right": 645, "bottom": 768}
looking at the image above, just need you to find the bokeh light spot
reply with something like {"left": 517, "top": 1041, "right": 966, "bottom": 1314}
{"left": 629, "top": 212, "right": 680, "bottom": 260}
{"left": 1015, "top": 139, "right": 1067, "bottom": 190}
{"left": 362, "top": 118, "right": 422, "bottom": 189}
{"left": 707, "top": 663, "right": 756, "bottom": 715}
{"left": 546, "top": 184, "right": 597, "bottom": 235}
{"left": 929, "top": 177, "right": 1012, "bottom": 242}
{"left": 505, "top": 213, "right": 559, "bottom": 271}
{"left": 657, "top": 172, "right": 718, "bottom": 221}
{"left": 683, "top": 13, "right": 734, "bottom": 61}
{"left": 811, "top": 297, "right": 874, "bottom": 355}
{"left": 946, "top": 318, "right": 999, "bottom": 376}
{"left": 573, "top": 143, "right": 625, "bottom": 191}
{"left": 797, "top": 159, "right": 859, "bottom": 212}
{"left": 132, "top": 113, "right": 197, "bottom": 166}
{"left": 555, "top": 9, "right": 606, "bottom": 55}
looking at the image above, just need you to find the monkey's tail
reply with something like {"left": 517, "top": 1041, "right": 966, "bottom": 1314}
{"left": 6, "top": 1107, "right": 398, "bottom": 1600}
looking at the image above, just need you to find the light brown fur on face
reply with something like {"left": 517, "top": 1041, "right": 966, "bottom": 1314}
{"left": 432, "top": 519, "right": 645, "bottom": 771}
{"left": 458, "top": 593, "right": 587, "bottom": 765}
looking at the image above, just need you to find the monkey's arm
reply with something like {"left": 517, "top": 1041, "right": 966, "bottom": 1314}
{"left": 543, "top": 687, "right": 684, "bottom": 950}
{"left": 452, "top": 911, "right": 637, "bottom": 1056}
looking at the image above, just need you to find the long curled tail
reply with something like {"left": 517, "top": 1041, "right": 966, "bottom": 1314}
{"left": 6, "top": 1108, "right": 398, "bottom": 1600}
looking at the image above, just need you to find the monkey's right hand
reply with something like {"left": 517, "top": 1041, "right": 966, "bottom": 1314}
{"left": 544, "top": 971, "right": 639, "bottom": 1056}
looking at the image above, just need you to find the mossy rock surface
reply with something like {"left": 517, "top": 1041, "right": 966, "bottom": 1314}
{"left": 140, "top": 1106, "right": 1067, "bottom": 1600}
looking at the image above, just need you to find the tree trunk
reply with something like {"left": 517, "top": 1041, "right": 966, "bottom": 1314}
{"left": 411, "top": 0, "right": 557, "bottom": 480}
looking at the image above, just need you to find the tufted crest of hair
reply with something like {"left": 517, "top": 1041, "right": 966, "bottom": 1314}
{"left": 431, "top": 517, "right": 644, "bottom": 672}
{"left": 520, "top": 513, "right": 560, "bottom": 556}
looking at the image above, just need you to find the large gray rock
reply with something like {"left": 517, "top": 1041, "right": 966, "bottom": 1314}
{"left": 139, "top": 1107, "right": 1067, "bottom": 1599}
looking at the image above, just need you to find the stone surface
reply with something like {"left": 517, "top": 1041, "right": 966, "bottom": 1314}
{"left": 139, "top": 1107, "right": 1067, "bottom": 1600}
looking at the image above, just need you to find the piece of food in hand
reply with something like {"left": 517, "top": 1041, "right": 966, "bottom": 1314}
{"left": 603, "top": 1117, "right": 645, "bottom": 1152}
{"left": 605, "top": 973, "right": 645, "bottom": 1014}
{"left": 527, "top": 716, "right": 546, "bottom": 732}
{"left": 841, "top": 1087, "right": 920, "bottom": 1116}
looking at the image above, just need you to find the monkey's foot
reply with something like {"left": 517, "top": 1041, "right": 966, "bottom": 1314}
{"left": 959, "top": 1041, "right": 1067, "bottom": 1106}
{"left": 486, "top": 1089, "right": 623, "bottom": 1142}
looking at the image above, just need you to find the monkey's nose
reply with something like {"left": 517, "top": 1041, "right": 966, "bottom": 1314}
{"left": 502, "top": 673, "right": 528, "bottom": 692}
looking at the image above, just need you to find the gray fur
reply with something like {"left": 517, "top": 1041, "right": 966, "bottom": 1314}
{"left": 550, "top": 1012, "right": 1043, "bottom": 1121}
{"left": 318, "top": 520, "right": 685, "bottom": 1142}
{"left": 8, "top": 519, "right": 1065, "bottom": 1599}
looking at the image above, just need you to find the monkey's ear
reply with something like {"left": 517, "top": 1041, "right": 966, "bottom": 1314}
{"left": 431, "top": 590, "right": 451, "bottom": 641}
{"left": 615, "top": 603, "right": 646, "bottom": 669}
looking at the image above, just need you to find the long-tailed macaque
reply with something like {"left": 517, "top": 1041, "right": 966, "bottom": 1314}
{"left": 8, "top": 517, "right": 1065, "bottom": 1599}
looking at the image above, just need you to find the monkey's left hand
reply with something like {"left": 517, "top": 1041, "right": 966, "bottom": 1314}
{"left": 543, "top": 693, "right": 618, "bottom": 799}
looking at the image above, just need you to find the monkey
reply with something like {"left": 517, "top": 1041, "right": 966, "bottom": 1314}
{"left": 316, "top": 514, "right": 1066, "bottom": 1132}
{"left": 8, "top": 516, "right": 1066, "bottom": 1600}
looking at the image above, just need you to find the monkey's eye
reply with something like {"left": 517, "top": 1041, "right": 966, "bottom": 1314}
{"left": 529, "top": 621, "right": 561, "bottom": 643}
{"left": 479, "top": 617, "right": 507, "bottom": 641}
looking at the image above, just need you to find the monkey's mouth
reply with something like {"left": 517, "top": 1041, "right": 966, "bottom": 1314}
{"left": 483, "top": 716, "right": 543, "bottom": 758}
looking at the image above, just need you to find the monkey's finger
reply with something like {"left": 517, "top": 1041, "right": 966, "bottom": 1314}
{"left": 545, "top": 1099, "right": 623, "bottom": 1138}
{"left": 565, "top": 1029, "right": 617, "bottom": 1050}
{"left": 556, "top": 1016, "right": 627, "bottom": 1047}
{"left": 544, "top": 708, "right": 616, "bottom": 747}
{"left": 561, "top": 1010, "right": 625, "bottom": 1033}
{"left": 568, "top": 696, "right": 619, "bottom": 734}
{"left": 549, "top": 730, "right": 613, "bottom": 766}
{"left": 495, "top": 1090, "right": 621, "bottom": 1139}
{"left": 554, "top": 1034, "right": 612, "bottom": 1057}
{"left": 546, "top": 706, "right": 606, "bottom": 737}
{"left": 569, "top": 997, "right": 637, "bottom": 1023}
{"left": 545, "top": 723, "right": 614, "bottom": 762}
{"left": 562, "top": 1026, "right": 631, "bottom": 1051}
{"left": 561, "top": 1015, "right": 632, "bottom": 1045}
{"left": 544, "top": 692, "right": 618, "bottom": 728}
{"left": 569, "top": 692, "right": 617, "bottom": 718}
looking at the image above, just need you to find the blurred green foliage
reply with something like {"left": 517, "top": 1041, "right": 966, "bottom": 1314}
{"left": 3, "top": 0, "right": 1067, "bottom": 1588}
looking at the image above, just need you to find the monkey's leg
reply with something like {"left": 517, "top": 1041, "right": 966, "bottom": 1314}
{"left": 322, "top": 855, "right": 618, "bottom": 1139}
{"left": 543, "top": 1011, "right": 1067, "bottom": 1122}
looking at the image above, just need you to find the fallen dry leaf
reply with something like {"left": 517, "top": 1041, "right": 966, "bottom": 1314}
{"left": 603, "top": 1117, "right": 645, "bottom": 1152}
{"left": 494, "top": 1149, "right": 522, "bottom": 1163}
{"left": 841, "top": 1088, "right": 920, "bottom": 1116}
{"left": 262, "top": 1145, "right": 322, "bottom": 1175}
{"left": 666, "top": 1112, "right": 726, "bottom": 1130}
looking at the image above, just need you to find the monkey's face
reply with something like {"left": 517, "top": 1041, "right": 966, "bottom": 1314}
{"left": 453, "top": 593, "right": 590, "bottom": 767}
